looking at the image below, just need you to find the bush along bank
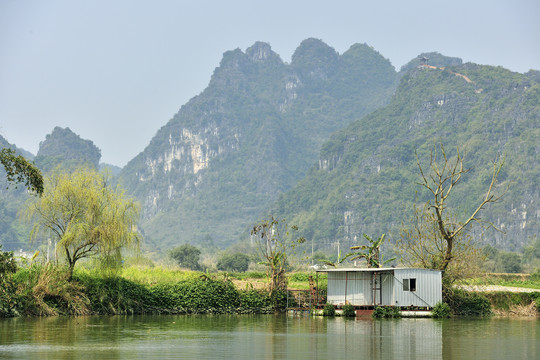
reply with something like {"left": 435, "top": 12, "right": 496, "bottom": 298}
{"left": 444, "top": 287, "right": 540, "bottom": 317}
{"left": 0, "top": 265, "right": 282, "bottom": 317}
{"left": 483, "top": 291, "right": 540, "bottom": 316}
{"left": 444, "top": 288, "right": 493, "bottom": 317}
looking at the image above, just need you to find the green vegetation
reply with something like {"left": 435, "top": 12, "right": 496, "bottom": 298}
{"left": 275, "top": 62, "right": 539, "bottom": 256}
{"left": 251, "top": 216, "right": 305, "bottom": 293}
{"left": 34, "top": 127, "right": 101, "bottom": 172}
{"left": 26, "top": 168, "right": 141, "bottom": 280}
{"left": 118, "top": 39, "right": 398, "bottom": 251}
{"left": 0, "top": 246, "right": 19, "bottom": 317}
{"left": 432, "top": 302, "right": 451, "bottom": 318}
{"left": 342, "top": 304, "right": 356, "bottom": 317}
{"left": 482, "top": 237, "right": 540, "bottom": 274}
{"left": 445, "top": 288, "right": 492, "bottom": 316}
{"left": 2, "top": 254, "right": 538, "bottom": 318}
{"left": 0, "top": 264, "right": 281, "bottom": 317}
{"left": 340, "top": 233, "right": 395, "bottom": 268}
{"left": 462, "top": 272, "right": 540, "bottom": 289}
{"left": 322, "top": 303, "right": 335, "bottom": 316}
{"left": 483, "top": 292, "right": 540, "bottom": 312}
{"left": 0, "top": 148, "right": 43, "bottom": 195}
{"left": 168, "top": 244, "right": 202, "bottom": 271}
{"left": 0, "top": 131, "right": 102, "bottom": 251}
{"left": 217, "top": 253, "right": 251, "bottom": 272}
{"left": 372, "top": 306, "right": 401, "bottom": 318}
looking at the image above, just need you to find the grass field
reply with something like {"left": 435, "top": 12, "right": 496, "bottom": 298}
{"left": 461, "top": 273, "right": 540, "bottom": 290}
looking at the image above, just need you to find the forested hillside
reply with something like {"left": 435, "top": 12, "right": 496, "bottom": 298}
{"left": 273, "top": 63, "right": 539, "bottom": 253}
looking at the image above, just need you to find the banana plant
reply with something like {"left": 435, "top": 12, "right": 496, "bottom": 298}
{"left": 340, "top": 234, "right": 396, "bottom": 268}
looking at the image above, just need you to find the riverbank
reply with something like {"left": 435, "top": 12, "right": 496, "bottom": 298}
{"left": 1, "top": 264, "right": 539, "bottom": 318}
{"left": 1, "top": 265, "right": 282, "bottom": 317}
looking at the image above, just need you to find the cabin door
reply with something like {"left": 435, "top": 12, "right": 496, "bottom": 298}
{"left": 371, "top": 272, "right": 382, "bottom": 305}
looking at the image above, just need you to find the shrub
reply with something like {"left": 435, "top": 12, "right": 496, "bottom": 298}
{"left": 445, "top": 288, "right": 492, "bottom": 316}
{"left": 0, "top": 247, "right": 19, "bottom": 317}
{"left": 483, "top": 291, "right": 540, "bottom": 312}
{"left": 217, "top": 253, "right": 250, "bottom": 272}
{"left": 270, "top": 290, "right": 288, "bottom": 311}
{"left": 322, "top": 303, "right": 335, "bottom": 316}
{"left": 77, "top": 272, "right": 153, "bottom": 314}
{"left": 168, "top": 244, "right": 201, "bottom": 270}
{"left": 238, "top": 289, "right": 273, "bottom": 313}
{"left": 432, "top": 302, "right": 451, "bottom": 318}
{"left": 342, "top": 304, "right": 356, "bottom": 317}
{"left": 372, "top": 306, "right": 401, "bottom": 318}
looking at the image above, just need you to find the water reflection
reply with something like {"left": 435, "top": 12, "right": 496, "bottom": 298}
{"left": 323, "top": 318, "right": 442, "bottom": 360}
{"left": 0, "top": 315, "right": 537, "bottom": 359}
{"left": 441, "top": 318, "right": 538, "bottom": 360}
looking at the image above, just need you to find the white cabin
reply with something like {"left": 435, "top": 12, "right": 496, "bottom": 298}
{"left": 320, "top": 268, "right": 442, "bottom": 308}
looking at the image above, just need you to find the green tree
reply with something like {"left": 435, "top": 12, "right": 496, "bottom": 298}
{"left": 251, "top": 216, "right": 305, "bottom": 292}
{"left": 0, "top": 148, "right": 43, "bottom": 195}
{"left": 217, "top": 253, "right": 250, "bottom": 272}
{"left": 26, "top": 168, "right": 140, "bottom": 280}
{"left": 496, "top": 252, "right": 522, "bottom": 273}
{"left": 168, "top": 244, "right": 202, "bottom": 270}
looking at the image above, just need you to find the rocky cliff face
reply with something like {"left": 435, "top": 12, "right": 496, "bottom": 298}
{"left": 119, "top": 39, "right": 398, "bottom": 251}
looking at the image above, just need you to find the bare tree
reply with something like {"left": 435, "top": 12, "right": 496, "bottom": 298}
{"left": 251, "top": 216, "right": 304, "bottom": 293}
{"left": 398, "top": 144, "right": 504, "bottom": 275}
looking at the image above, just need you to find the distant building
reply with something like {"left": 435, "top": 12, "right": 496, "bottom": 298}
{"left": 319, "top": 268, "right": 442, "bottom": 308}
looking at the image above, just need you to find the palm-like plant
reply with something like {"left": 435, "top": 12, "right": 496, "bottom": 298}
{"left": 340, "top": 234, "right": 395, "bottom": 268}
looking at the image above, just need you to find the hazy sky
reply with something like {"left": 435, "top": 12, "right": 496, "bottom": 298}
{"left": 1, "top": 0, "right": 539, "bottom": 167}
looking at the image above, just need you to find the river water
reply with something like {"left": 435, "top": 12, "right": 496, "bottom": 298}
{"left": 0, "top": 315, "right": 537, "bottom": 359}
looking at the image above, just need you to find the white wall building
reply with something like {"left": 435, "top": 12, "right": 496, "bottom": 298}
{"left": 320, "top": 268, "right": 442, "bottom": 308}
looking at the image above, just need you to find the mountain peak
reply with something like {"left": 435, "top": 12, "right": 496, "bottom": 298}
{"left": 400, "top": 52, "right": 463, "bottom": 73}
{"left": 36, "top": 127, "right": 101, "bottom": 171}
{"left": 291, "top": 38, "right": 339, "bottom": 82}
{"left": 246, "top": 42, "right": 280, "bottom": 63}
{"left": 291, "top": 38, "right": 339, "bottom": 65}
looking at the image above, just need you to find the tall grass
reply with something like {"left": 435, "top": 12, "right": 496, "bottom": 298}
{"left": 13, "top": 263, "right": 90, "bottom": 316}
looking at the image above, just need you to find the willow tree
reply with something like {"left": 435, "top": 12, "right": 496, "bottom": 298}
{"left": 398, "top": 144, "right": 503, "bottom": 279}
{"left": 27, "top": 168, "right": 140, "bottom": 279}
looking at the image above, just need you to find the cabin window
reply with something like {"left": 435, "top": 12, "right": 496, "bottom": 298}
{"left": 403, "top": 278, "right": 417, "bottom": 292}
{"left": 403, "top": 279, "right": 409, "bottom": 291}
{"left": 410, "top": 278, "right": 417, "bottom": 291}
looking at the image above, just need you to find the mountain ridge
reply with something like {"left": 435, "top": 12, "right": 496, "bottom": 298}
{"left": 118, "top": 39, "right": 399, "bottom": 252}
